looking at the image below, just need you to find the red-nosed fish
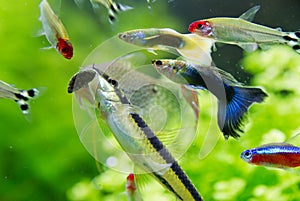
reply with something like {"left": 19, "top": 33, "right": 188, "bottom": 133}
{"left": 189, "top": 5, "right": 300, "bottom": 53}
{"left": 39, "top": 0, "right": 73, "bottom": 59}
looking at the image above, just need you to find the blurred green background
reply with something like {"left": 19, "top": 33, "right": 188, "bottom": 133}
{"left": 0, "top": 0, "right": 300, "bottom": 201}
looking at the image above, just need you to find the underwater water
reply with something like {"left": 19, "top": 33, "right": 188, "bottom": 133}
{"left": 1, "top": 0, "right": 300, "bottom": 201}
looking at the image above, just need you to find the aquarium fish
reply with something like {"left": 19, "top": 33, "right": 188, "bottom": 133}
{"left": 241, "top": 142, "right": 300, "bottom": 168}
{"left": 68, "top": 69, "right": 203, "bottom": 201}
{"left": 188, "top": 5, "right": 300, "bottom": 53}
{"left": 0, "top": 80, "right": 39, "bottom": 117}
{"left": 39, "top": 0, "right": 73, "bottom": 59}
{"left": 89, "top": 0, "right": 133, "bottom": 23}
{"left": 118, "top": 28, "right": 214, "bottom": 65}
{"left": 152, "top": 59, "right": 267, "bottom": 139}
{"left": 126, "top": 173, "right": 143, "bottom": 201}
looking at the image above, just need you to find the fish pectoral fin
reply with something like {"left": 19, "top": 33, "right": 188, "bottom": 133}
{"left": 238, "top": 43, "right": 258, "bottom": 52}
{"left": 146, "top": 48, "right": 158, "bottom": 55}
{"left": 239, "top": 5, "right": 261, "bottom": 21}
{"left": 144, "top": 35, "right": 160, "bottom": 41}
{"left": 258, "top": 43, "right": 274, "bottom": 51}
{"left": 140, "top": 156, "right": 172, "bottom": 175}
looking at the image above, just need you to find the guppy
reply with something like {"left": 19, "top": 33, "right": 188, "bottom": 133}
{"left": 189, "top": 5, "right": 300, "bottom": 53}
{"left": 152, "top": 59, "right": 268, "bottom": 139}
{"left": 68, "top": 68, "right": 203, "bottom": 201}
{"left": 118, "top": 28, "right": 214, "bottom": 65}
{"left": 241, "top": 142, "right": 300, "bottom": 168}
{"left": 39, "top": 0, "right": 73, "bottom": 59}
{"left": 0, "top": 80, "right": 39, "bottom": 117}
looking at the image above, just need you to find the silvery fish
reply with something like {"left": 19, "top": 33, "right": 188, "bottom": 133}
{"left": 189, "top": 6, "right": 300, "bottom": 53}
{"left": 0, "top": 80, "right": 39, "bottom": 118}
{"left": 68, "top": 64, "right": 203, "bottom": 200}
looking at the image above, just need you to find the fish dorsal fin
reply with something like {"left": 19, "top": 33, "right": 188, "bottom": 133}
{"left": 257, "top": 142, "right": 294, "bottom": 149}
{"left": 238, "top": 43, "right": 259, "bottom": 52}
{"left": 285, "top": 132, "right": 300, "bottom": 147}
{"left": 239, "top": 5, "right": 261, "bottom": 21}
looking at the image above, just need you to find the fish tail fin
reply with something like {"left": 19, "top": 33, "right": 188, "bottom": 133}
{"left": 218, "top": 86, "right": 267, "bottom": 139}
{"left": 283, "top": 32, "right": 300, "bottom": 54}
{"left": 108, "top": 2, "right": 133, "bottom": 23}
{"left": 14, "top": 88, "right": 40, "bottom": 117}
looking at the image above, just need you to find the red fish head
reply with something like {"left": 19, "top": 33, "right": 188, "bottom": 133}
{"left": 56, "top": 38, "right": 73, "bottom": 59}
{"left": 127, "top": 173, "right": 135, "bottom": 182}
{"left": 126, "top": 173, "right": 136, "bottom": 192}
{"left": 188, "top": 20, "right": 213, "bottom": 37}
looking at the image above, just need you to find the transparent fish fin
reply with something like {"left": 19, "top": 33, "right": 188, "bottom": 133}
{"left": 40, "top": 45, "right": 55, "bottom": 50}
{"left": 33, "top": 29, "right": 45, "bottom": 37}
{"left": 180, "top": 85, "right": 200, "bottom": 120}
{"left": 68, "top": 69, "right": 97, "bottom": 93}
{"left": 134, "top": 167, "right": 151, "bottom": 185}
{"left": 285, "top": 132, "right": 300, "bottom": 146}
{"left": 239, "top": 5, "right": 261, "bottom": 21}
{"left": 258, "top": 43, "right": 273, "bottom": 51}
{"left": 198, "top": 96, "right": 221, "bottom": 159}
{"left": 146, "top": 48, "right": 158, "bottom": 55}
{"left": 117, "top": 3, "right": 133, "bottom": 12}
{"left": 144, "top": 35, "right": 160, "bottom": 41}
{"left": 179, "top": 34, "right": 213, "bottom": 65}
{"left": 156, "top": 129, "right": 181, "bottom": 146}
{"left": 73, "top": 0, "right": 84, "bottom": 7}
{"left": 238, "top": 43, "right": 258, "bottom": 52}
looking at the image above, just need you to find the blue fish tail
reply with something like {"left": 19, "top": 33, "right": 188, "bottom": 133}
{"left": 218, "top": 86, "right": 267, "bottom": 139}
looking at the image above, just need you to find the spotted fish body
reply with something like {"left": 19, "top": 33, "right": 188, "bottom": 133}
{"left": 189, "top": 6, "right": 300, "bottom": 53}
{"left": 0, "top": 80, "right": 39, "bottom": 117}
{"left": 152, "top": 59, "right": 268, "bottom": 139}
{"left": 39, "top": 0, "right": 73, "bottom": 59}
{"left": 241, "top": 143, "right": 300, "bottom": 168}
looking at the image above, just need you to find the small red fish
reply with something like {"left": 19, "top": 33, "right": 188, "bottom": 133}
{"left": 241, "top": 143, "right": 300, "bottom": 168}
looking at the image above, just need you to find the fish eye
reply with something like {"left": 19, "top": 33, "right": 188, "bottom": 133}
{"left": 61, "top": 47, "right": 68, "bottom": 53}
{"left": 155, "top": 60, "right": 162, "bottom": 66}
{"left": 243, "top": 150, "right": 252, "bottom": 159}
{"left": 119, "top": 33, "right": 126, "bottom": 39}
{"left": 108, "top": 78, "right": 118, "bottom": 87}
{"left": 197, "top": 23, "right": 204, "bottom": 29}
